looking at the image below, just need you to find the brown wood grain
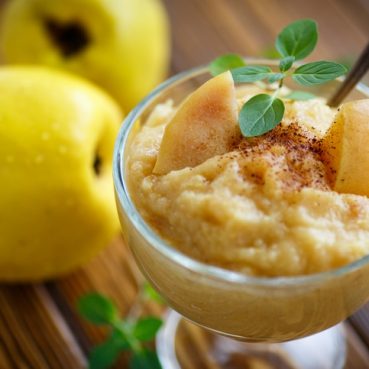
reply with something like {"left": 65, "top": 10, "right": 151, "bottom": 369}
{"left": 0, "top": 0, "right": 369, "bottom": 368}
{"left": 164, "top": 0, "right": 369, "bottom": 72}
{"left": 350, "top": 302, "right": 369, "bottom": 348}
{"left": 346, "top": 323, "right": 369, "bottom": 369}
{"left": 47, "top": 238, "right": 163, "bottom": 367}
{"left": 0, "top": 286, "right": 85, "bottom": 369}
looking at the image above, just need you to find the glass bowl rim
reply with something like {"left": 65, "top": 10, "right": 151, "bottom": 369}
{"left": 113, "top": 58, "right": 369, "bottom": 287}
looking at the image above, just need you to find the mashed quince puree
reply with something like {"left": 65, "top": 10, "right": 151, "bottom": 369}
{"left": 127, "top": 71, "right": 369, "bottom": 277}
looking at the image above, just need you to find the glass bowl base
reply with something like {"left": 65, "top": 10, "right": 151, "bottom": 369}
{"left": 157, "top": 310, "right": 346, "bottom": 369}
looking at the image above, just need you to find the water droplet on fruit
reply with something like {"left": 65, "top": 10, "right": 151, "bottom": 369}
{"left": 34, "top": 155, "right": 44, "bottom": 164}
{"left": 59, "top": 146, "right": 67, "bottom": 154}
{"left": 52, "top": 122, "right": 60, "bottom": 130}
{"left": 41, "top": 132, "right": 50, "bottom": 141}
{"left": 74, "top": 131, "right": 85, "bottom": 141}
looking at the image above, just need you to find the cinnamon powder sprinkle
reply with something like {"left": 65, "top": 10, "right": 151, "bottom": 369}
{"left": 232, "top": 123, "right": 330, "bottom": 192}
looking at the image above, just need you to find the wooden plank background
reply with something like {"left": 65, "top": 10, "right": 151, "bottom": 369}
{"left": 0, "top": 0, "right": 369, "bottom": 368}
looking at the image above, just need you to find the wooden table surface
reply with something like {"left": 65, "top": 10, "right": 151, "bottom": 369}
{"left": 1, "top": 0, "right": 369, "bottom": 368}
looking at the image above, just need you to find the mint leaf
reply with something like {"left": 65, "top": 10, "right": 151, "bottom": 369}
{"left": 88, "top": 330, "right": 129, "bottom": 369}
{"left": 130, "top": 349, "right": 162, "bottom": 369}
{"left": 261, "top": 46, "right": 280, "bottom": 59}
{"left": 285, "top": 91, "right": 316, "bottom": 101}
{"left": 142, "top": 282, "right": 165, "bottom": 304}
{"left": 89, "top": 342, "right": 120, "bottom": 369}
{"left": 279, "top": 56, "right": 295, "bottom": 72}
{"left": 239, "top": 94, "right": 285, "bottom": 137}
{"left": 231, "top": 66, "right": 273, "bottom": 83}
{"left": 209, "top": 19, "right": 345, "bottom": 138}
{"left": 209, "top": 54, "right": 245, "bottom": 76}
{"left": 133, "top": 317, "right": 163, "bottom": 342}
{"left": 268, "top": 73, "right": 284, "bottom": 84}
{"left": 78, "top": 293, "right": 119, "bottom": 325}
{"left": 292, "top": 61, "right": 347, "bottom": 85}
{"left": 275, "top": 19, "right": 317, "bottom": 60}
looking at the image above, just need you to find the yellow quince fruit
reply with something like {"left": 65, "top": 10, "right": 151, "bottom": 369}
{"left": 0, "top": 67, "right": 123, "bottom": 281}
{"left": 0, "top": 0, "right": 170, "bottom": 111}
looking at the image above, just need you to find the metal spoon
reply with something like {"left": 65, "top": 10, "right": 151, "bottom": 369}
{"left": 328, "top": 41, "right": 369, "bottom": 107}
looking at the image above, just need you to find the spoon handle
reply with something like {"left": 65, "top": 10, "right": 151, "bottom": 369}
{"left": 328, "top": 42, "right": 369, "bottom": 107}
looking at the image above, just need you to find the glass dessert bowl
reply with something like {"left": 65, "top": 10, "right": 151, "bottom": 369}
{"left": 113, "top": 60, "right": 369, "bottom": 368}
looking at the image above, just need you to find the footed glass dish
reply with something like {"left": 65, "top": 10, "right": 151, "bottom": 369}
{"left": 113, "top": 59, "right": 369, "bottom": 368}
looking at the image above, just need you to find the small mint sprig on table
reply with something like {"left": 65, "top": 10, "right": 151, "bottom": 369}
{"left": 77, "top": 290, "right": 163, "bottom": 369}
{"left": 209, "top": 19, "right": 348, "bottom": 137}
{"left": 142, "top": 281, "right": 165, "bottom": 304}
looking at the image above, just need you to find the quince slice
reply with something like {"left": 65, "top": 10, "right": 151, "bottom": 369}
{"left": 322, "top": 99, "right": 369, "bottom": 196}
{"left": 153, "top": 71, "right": 239, "bottom": 174}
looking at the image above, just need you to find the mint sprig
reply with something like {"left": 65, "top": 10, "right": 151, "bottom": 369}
{"left": 78, "top": 291, "right": 163, "bottom": 369}
{"left": 130, "top": 349, "right": 162, "bottom": 369}
{"left": 292, "top": 61, "right": 348, "bottom": 85}
{"left": 142, "top": 282, "right": 165, "bottom": 304}
{"left": 239, "top": 94, "right": 284, "bottom": 137}
{"left": 209, "top": 53, "right": 246, "bottom": 76}
{"left": 77, "top": 293, "right": 119, "bottom": 326}
{"left": 231, "top": 66, "right": 274, "bottom": 83}
{"left": 209, "top": 19, "right": 347, "bottom": 137}
{"left": 133, "top": 317, "right": 163, "bottom": 341}
{"left": 279, "top": 56, "right": 295, "bottom": 72}
{"left": 284, "top": 91, "right": 316, "bottom": 101}
{"left": 88, "top": 330, "right": 129, "bottom": 369}
{"left": 275, "top": 19, "right": 318, "bottom": 60}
